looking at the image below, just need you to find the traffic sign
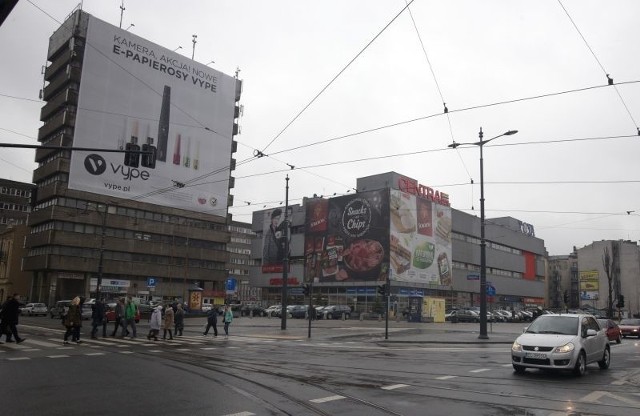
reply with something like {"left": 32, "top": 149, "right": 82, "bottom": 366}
{"left": 486, "top": 285, "right": 496, "bottom": 296}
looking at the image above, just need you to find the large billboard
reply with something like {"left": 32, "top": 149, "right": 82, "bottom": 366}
{"left": 579, "top": 270, "right": 600, "bottom": 300}
{"left": 261, "top": 206, "right": 299, "bottom": 273}
{"left": 304, "top": 190, "right": 390, "bottom": 283}
{"left": 68, "top": 15, "right": 237, "bottom": 215}
{"left": 389, "top": 189, "right": 452, "bottom": 285}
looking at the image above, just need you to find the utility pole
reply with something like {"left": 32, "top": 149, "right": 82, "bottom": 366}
{"left": 191, "top": 34, "right": 197, "bottom": 60}
{"left": 281, "top": 175, "right": 290, "bottom": 330}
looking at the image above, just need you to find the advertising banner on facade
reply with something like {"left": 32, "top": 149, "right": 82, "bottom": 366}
{"left": 68, "top": 15, "right": 237, "bottom": 215}
{"left": 303, "top": 190, "right": 390, "bottom": 283}
{"left": 261, "top": 206, "right": 298, "bottom": 273}
{"left": 579, "top": 270, "right": 600, "bottom": 300}
{"left": 388, "top": 189, "right": 452, "bottom": 286}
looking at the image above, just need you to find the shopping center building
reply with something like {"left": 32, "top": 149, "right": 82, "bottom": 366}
{"left": 250, "top": 172, "right": 548, "bottom": 312}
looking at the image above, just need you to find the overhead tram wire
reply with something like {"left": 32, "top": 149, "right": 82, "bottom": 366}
{"left": 557, "top": 0, "right": 639, "bottom": 132}
{"left": 405, "top": 0, "right": 474, "bottom": 209}
{"left": 267, "top": 80, "right": 640, "bottom": 158}
{"left": 260, "top": 0, "right": 416, "bottom": 153}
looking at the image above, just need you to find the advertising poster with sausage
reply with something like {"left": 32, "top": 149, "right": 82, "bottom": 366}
{"left": 304, "top": 190, "right": 390, "bottom": 283}
{"left": 389, "top": 189, "right": 452, "bottom": 286}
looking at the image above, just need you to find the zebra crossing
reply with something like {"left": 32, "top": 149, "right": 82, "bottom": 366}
{"left": 0, "top": 330, "right": 318, "bottom": 361}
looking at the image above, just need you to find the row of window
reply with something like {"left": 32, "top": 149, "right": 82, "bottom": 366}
{"left": 229, "top": 225, "right": 255, "bottom": 236}
{"left": 30, "top": 220, "right": 227, "bottom": 252}
{"left": 0, "top": 217, "right": 26, "bottom": 225}
{"left": 1, "top": 187, "right": 32, "bottom": 198}
{"left": 0, "top": 203, "right": 30, "bottom": 212}
{"left": 26, "top": 245, "right": 226, "bottom": 270}
{"left": 452, "top": 232, "right": 523, "bottom": 255}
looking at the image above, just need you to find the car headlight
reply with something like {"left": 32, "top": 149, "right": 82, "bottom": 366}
{"left": 511, "top": 341, "right": 522, "bottom": 352}
{"left": 554, "top": 342, "right": 575, "bottom": 353}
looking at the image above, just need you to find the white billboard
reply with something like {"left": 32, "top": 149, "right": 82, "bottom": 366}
{"left": 68, "top": 15, "right": 237, "bottom": 215}
{"left": 389, "top": 189, "right": 453, "bottom": 285}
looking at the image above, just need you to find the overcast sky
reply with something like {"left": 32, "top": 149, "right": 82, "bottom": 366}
{"left": 1, "top": 0, "right": 639, "bottom": 256}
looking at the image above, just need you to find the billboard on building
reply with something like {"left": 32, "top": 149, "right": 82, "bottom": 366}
{"left": 304, "top": 190, "right": 390, "bottom": 283}
{"left": 261, "top": 206, "right": 298, "bottom": 273}
{"left": 68, "top": 15, "right": 237, "bottom": 215}
{"left": 389, "top": 189, "right": 452, "bottom": 285}
{"left": 579, "top": 270, "right": 600, "bottom": 300}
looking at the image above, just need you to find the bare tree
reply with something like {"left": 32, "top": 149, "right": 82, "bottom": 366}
{"left": 602, "top": 245, "right": 613, "bottom": 318}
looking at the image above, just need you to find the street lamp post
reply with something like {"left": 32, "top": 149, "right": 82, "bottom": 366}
{"left": 449, "top": 127, "right": 518, "bottom": 339}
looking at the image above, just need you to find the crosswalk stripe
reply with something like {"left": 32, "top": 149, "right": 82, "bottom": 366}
{"left": 436, "top": 375, "right": 457, "bottom": 380}
{"left": 7, "top": 357, "right": 30, "bottom": 361}
{"left": 21, "top": 339, "right": 61, "bottom": 347}
{"left": 470, "top": 368, "right": 491, "bottom": 373}
{"left": 310, "top": 395, "right": 345, "bottom": 403}
{"left": 381, "top": 384, "right": 409, "bottom": 390}
{"left": 48, "top": 355, "right": 69, "bottom": 358}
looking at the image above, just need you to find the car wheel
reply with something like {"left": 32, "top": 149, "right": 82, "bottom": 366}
{"left": 598, "top": 346, "right": 611, "bottom": 369}
{"left": 616, "top": 334, "right": 621, "bottom": 344}
{"left": 513, "top": 364, "right": 526, "bottom": 374}
{"left": 573, "top": 351, "right": 587, "bottom": 376}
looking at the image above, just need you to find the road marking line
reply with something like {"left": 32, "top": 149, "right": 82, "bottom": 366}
{"left": 119, "top": 351, "right": 134, "bottom": 354}
{"left": 47, "top": 355, "right": 70, "bottom": 358}
{"left": 176, "top": 348, "right": 191, "bottom": 351}
{"left": 221, "top": 412, "right": 256, "bottom": 416}
{"left": 381, "top": 384, "right": 409, "bottom": 390}
{"left": 21, "top": 339, "right": 60, "bottom": 347}
{"left": 85, "top": 352, "right": 105, "bottom": 356}
{"left": 501, "top": 364, "right": 513, "bottom": 367}
{"left": 310, "top": 395, "right": 345, "bottom": 403}
{"left": 22, "top": 348, "right": 41, "bottom": 352}
{"left": 7, "top": 357, "right": 30, "bottom": 360}
{"left": 148, "top": 350, "right": 162, "bottom": 353}
{"left": 470, "top": 368, "right": 491, "bottom": 373}
{"left": 436, "top": 375, "right": 458, "bottom": 380}
{"left": 200, "top": 347, "right": 217, "bottom": 350}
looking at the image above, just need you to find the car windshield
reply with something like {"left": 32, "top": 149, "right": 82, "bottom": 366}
{"left": 525, "top": 316, "right": 579, "bottom": 335}
{"left": 620, "top": 319, "right": 640, "bottom": 325}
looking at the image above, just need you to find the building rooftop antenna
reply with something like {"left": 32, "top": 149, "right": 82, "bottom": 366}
{"left": 119, "top": 1, "right": 125, "bottom": 28}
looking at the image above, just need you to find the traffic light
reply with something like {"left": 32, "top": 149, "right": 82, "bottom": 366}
{"left": 378, "top": 283, "right": 388, "bottom": 296}
{"left": 617, "top": 295, "right": 625, "bottom": 308}
{"left": 302, "top": 284, "right": 311, "bottom": 296}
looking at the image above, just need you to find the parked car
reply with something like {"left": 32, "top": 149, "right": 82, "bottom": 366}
{"left": 315, "top": 306, "right": 328, "bottom": 319}
{"left": 618, "top": 318, "right": 640, "bottom": 339}
{"left": 20, "top": 303, "right": 48, "bottom": 316}
{"left": 597, "top": 319, "right": 622, "bottom": 344}
{"left": 494, "top": 310, "right": 512, "bottom": 322}
{"left": 511, "top": 313, "right": 610, "bottom": 376}
{"left": 50, "top": 300, "right": 72, "bottom": 319}
{"left": 323, "top": 305, "right": 352, "bottom": 319}
{"left": 265, "top": 305, "right": 281, "bottom": 317}
{"left": 455, "top": 309, "right": 480, "bottom": 323}
{"left": 241, "top": 305, "right": 267, "bottom": 317}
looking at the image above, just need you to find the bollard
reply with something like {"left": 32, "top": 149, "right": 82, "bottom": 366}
{"left": 360, "top": 313, "right": 363, "bottom": 321}
{"left": 378, "top": 314, "right": 382, "bottom": 322}
{"left": 342, "top": 312, "right": 346, "bottom": 321}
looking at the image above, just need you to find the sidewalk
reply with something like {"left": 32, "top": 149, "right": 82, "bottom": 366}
{"left": 184, "top": 315, "right": 522, "bottom": 345}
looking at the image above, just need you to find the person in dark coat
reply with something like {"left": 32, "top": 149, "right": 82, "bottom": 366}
{"left": 0, "top": 293, "right": 26, "bottom": 344}
{"left": 63, "top": 296, "right": 83, "bottom": 344}
{"left": 203, "top": 307, "right": 218, "bottom": 337}
{"left": 0, "top": 295, "right": 15, "bottom": 342}
{"left": 90, "top": 299, "right": 106, "bottom": 339}
{"left": 174, "top": 303, "right": 185, "bottom": 336}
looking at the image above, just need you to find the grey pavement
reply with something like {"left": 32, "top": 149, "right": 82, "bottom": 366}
{"left": 183, "top": 315, "right": 523, "bottom": 345}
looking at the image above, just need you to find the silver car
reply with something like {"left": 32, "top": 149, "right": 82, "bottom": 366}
{"left": 511, "top": 313, "right": 610, "bottom": 376}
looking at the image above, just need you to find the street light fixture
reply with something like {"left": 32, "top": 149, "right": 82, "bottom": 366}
{"left": 449, "top": 127, "right": 518, "bottom": 339}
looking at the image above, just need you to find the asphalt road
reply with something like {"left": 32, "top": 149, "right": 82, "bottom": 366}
{"left": 2, "top": 316, "right": 639, "bottom": 416}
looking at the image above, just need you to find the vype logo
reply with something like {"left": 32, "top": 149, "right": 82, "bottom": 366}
{"left": 84, "top": 154, "right": 107, "bottom": 175}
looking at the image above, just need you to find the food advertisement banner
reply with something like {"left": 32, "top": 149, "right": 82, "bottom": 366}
{"left": 303, "top": 190, "right": 389, "bottom": 283}
{"left": 389, "top": 190, "right": 452, "bottom": 285}
{"left": 579, "top": 270, "right": 599, "bottom": 300}
{"left": 68, "top": 15, "right": 237, "bottom": 215}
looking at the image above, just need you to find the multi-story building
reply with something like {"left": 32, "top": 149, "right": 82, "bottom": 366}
{"left": 576, "top": 240, "right": 640, "bottom": 318}
{"left": 249, "top": 172, "right": 548, "bottom": 312}
{"left": 548, "top": 249, "right": 579, "bottom": 309}
{"left": 0, "top": 224, "right": 30, "bottom": 301}
{"left": 0, "top": 179, "right": 34, "bottom": 232}
{"left": 22, "top": 8, "right": 241, "bottom": 307}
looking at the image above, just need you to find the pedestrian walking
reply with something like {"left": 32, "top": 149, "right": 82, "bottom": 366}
{"left": 0, "top": 293, "right": 26, "bottom": 344}
{"left": 223, "top": 305, "right": 233, "bottom": 338}
{"left": 147, "top": 305, "right": 162, "bottom": 341}
{"left": 0, "top": 295, "right": 16, "bottom": 343}
{"left": 203, "top": 307, "right": 218, "bottom": 337}
{"left": 174, "top": 303, "right": 185, "bottom": 336}
{"left": 120, "top": 296, "right": 137, "bottom": 338}
{"left": 163, "top": 303, "right": 174, "bottom": 340}
{"left": 110, "top": 298, "right": 125, "bottom": 336}
{"left": 90, "top": 299, "right": 106, "bottom": 339}
{"left": 63, "top": 296, "right": 82, "bottom": 344}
